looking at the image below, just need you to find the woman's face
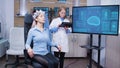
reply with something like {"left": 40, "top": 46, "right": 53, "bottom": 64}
{"left": 59, "top": 9, "right": 66, "bottom": 18}
{"left": 36, "top": 13, "right": 45, "bottom": 24}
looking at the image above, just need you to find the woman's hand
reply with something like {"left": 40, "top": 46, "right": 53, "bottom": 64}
{"left": 64, "top": 26, "right": 68, "bottom": 30}
{"left": 27, "top": 48, "right": 34, "bottom": 58}
{"left": 58, "top": 45, "right": 62, "bottom": 51}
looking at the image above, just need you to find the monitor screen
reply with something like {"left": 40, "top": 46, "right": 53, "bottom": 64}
{"left": 72, "top": 5, "right": 119, "bottom": 35}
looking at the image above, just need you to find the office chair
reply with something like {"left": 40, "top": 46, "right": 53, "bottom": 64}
{"left": 5, "top": 27, "right": 27, "bottom": 68}
{"left": 24, "top": 44, "right": 60, "bottom": 68}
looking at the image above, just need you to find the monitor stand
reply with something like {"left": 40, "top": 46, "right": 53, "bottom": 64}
{"left": 81, "top": 34, "right": 104, "bottom": 68}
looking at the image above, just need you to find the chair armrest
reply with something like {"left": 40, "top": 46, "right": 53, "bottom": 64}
{"left": 24, "top": 49, "right": 33, "bottom": 65}
{"left": 50, "top": 46, "right": 61, "bottom": 52}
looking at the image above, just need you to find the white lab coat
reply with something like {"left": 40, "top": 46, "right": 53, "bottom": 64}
{"left": 49, "top": 17, "right": 69, "bottom": 52}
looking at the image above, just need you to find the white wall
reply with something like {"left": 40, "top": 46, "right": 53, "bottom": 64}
{"left": 73, "top": 0, "right": 80, "bottom": 6}
{"left": 0, "top": 0, "right": 5, "bottom": 38}
{"left": 87, "top": 0, "right": 100, "bottom": 6}
{"left": 106, "top": 36, "right": 120, "bottom": 68}
{"left": 0, "top": 0, "right": 14, "bottom": 39}
{"left": 101, "top": 0, "right": 119, "bottom": 5}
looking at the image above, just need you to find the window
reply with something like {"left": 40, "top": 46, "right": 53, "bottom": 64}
{"left": 58, "top": 0, "right": 66, "bottom": 3}
{"left": 30, "top": 0, "right": 41, "bottom": 2}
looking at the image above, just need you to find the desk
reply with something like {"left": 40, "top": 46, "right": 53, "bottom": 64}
{"left": 0, "top": 39, "right": 8, "bottom": 57}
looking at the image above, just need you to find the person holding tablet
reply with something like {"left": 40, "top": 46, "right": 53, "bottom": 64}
{"left": 49, "top": 6, "right": 71, "bottom": 68}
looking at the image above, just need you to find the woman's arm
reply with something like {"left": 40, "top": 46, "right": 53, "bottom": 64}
{"left": 47, "top": 30, "right": 61, "bottom": 51}
{"left": 49, "top": 27, "right": 59, "bottom": 33}
{"left": 25, "top": 29, "right": 34, "bottom": 58}
{"left": 49, "top": 18, "right": 60, "bottom": 33}
{"left": 64, "top": 27, "right": 72, "bottom": 33}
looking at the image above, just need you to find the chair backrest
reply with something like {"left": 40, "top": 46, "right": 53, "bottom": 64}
{"left": 9, "top": 27, "right": 25, "bottom": 50}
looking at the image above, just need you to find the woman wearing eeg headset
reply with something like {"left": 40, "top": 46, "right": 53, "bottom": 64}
{"left": 49, "top": 6, "right": 71, "bottom": 68}
{"left": 25, "top": 10, "right": 61, "bottom": 68}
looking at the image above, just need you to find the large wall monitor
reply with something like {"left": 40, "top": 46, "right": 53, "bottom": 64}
{"left": 72, "top": 5, "right": 119, "bottom": 35}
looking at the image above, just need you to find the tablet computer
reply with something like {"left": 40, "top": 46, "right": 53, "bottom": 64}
{"left": 59, "top": 22, "right": 72, "bottom": 27}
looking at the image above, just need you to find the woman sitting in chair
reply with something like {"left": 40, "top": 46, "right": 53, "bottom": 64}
{"left": 25, "top": 10, "right": 61, "bottom": 68}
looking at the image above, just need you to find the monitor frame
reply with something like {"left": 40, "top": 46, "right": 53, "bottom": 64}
{"left": 72, "top": 5, "right": 119, "bottom": 36}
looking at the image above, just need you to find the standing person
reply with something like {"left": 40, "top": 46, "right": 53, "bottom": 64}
{"left": 49, "top": 6, "right": 71, "bottom": 68}
{"left": 25, "top": 10, "right": 61, "bottom": 68}
{"left": 24, "top": 9, "right": 36, "bottom": 42}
